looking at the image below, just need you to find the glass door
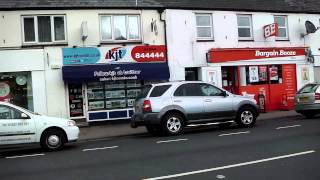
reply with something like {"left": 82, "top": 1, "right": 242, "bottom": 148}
{"left": 67, "top": 83, "right": 85, "bottom": 119}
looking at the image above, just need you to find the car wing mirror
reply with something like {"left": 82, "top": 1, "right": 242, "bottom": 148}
{"left": 21, "top": 113, "right": 29, "bottom": 119}
{"left": 222, "top": 91, "right": 228, "bottom": 97}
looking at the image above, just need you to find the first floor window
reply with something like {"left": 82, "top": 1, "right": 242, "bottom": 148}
{"left": 195, "top": 13, "right": 213, "bottom": 40}
{"left": 100, "top": 15, "right": 141, "bottom": 42}
{"left": 22, "top": 15, "right": 66, "bottom": 44}
{"left": 237, "top": 14, "right": 253, "bottom": 40}
{"left": 274, "top": 15, "right": 289, "bottom": 40}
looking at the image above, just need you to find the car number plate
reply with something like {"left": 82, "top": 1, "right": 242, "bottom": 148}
{"left": 299, "top": 97, "right": 309, "bottom": 103}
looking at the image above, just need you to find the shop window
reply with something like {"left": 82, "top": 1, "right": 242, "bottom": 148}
{"left": 274, "top": 15, "right": 289, "bottom": 40}
{"left": 195, "top": 13, "right": 214, "bottom": 40}
{"left": 0, "top": 72, "right": 33, "bottom": 111}
{"left": 242, "top": 65, "right": 282, "bottom": 85}
{"left": 86, "top": 80, "right": 142, "bottom": 111}
{"left": 100, "top": 15, "right": 141, "bottom": 42}
{"left": 22, "top": 15, "right": 66, "bottom": 44}
{"left": 237, "top": 14, "right": 253, "bottom": 40}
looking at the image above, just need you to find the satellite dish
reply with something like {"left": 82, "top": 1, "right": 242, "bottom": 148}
{"left": 305, "top": 21, "right": 318, "bottom": 34}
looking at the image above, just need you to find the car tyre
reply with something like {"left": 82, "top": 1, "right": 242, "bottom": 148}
{"left": 236, "top": 107, "right": 257, "bottom": 128}
{"left": 162, "top": 112, "right": 184, "bottom": 135}
{"left": 302, "top": 112, "right": 315, "bottom": 119}
{"left": 40, "top": 129, "right": 66, "bottom": 151}
{"left": 146, "top": 125, "right": 163, "bottom": 136}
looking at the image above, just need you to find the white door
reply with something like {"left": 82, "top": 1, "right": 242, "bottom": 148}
{"left": 0, "top": 105, "right": 36, "bottom": 145}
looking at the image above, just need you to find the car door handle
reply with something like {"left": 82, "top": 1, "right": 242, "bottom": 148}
{"left": 174, "top": 100, "right": 182, "bottom": 103}
{"left": 205, "top": 99, "right": 212, "bottom": 102}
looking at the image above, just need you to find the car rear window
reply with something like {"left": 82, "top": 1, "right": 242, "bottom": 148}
{"left": 136, "top": 85, "right": 152, "bottom": 100}
{"left": 298, "top": 84, "right": 320, "bottom": 94}
{"left": 150, "top": 85, "right": 171, "bottom": 97}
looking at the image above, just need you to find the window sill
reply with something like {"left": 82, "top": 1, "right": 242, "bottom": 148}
{"left": 100, "top": 41, "right": 143, "bottom": 45}
{"left": 22, "top": 42, "right": 68, "bottom": 48}
{"left": 275, "top": 39, "right": 290, "bottom": 41}
{"left": 197, "top": 39, "right": 215, "bottom": 42}
{"left": 238, "top": 39, "right": 254, "bottom": 42}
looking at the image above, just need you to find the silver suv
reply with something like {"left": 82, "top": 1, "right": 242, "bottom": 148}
{"left": 131, "top": 81, "right": 259, "bottom": 135}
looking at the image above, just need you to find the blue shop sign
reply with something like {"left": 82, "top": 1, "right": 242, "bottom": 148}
{"left": 63, "top": 47, "right": 100, "bottom": 65}
{"left": 62, "top": 63, "right": 170, "bottom": 82}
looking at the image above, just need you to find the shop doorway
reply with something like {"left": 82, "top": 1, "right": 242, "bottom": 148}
{"left": 221, "top": 66, "right": 238, "bottom": 94}
{"left": 185, "top": 68, "right": 199, "bottom": 81}
{"left": 67, "top": 83, "right": 86, "bottom": 120}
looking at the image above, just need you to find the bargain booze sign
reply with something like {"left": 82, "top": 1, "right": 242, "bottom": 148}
{"left": 63, "top": 45, "right": 166, "bottom": 65}
{"left": 264, "top": 23, "right": 278, "bottom": 38}
{"left": 208, "top": 47, "right": 306, "bottom": 63}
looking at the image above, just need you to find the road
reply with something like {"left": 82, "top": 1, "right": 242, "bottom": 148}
{"left": 0, "top": 115, "right": 320, "bottom": 180}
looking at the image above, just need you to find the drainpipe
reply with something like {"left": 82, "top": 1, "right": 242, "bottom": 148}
{"left": 158, "top": 9, "right": 170, "bottom": 81}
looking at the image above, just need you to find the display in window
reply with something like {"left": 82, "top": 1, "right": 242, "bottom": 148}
{"left": 105, "top": 81, "right": 125, "bottom": 89}
{"left": 126, "top": 80, "right": 141, "bottom": 88}
{"left": 105, "top": 90, "right": 125, "bottom": 98}
{"left": 249, "top": 66, "right": 259, "bottom": 83}
{"left": 106, "top": 100, "right": 126, "bottom": 109}
{"left": 68, "top": 83, "right": 84, "bottom": 117}
{"left": 127, "top": 99, "right": 135, "bottom": 107}
{"left": 87, "top": 90, "right": 104, "bottom": 99}
{"left": 258, "top": 66, "right": 268, "bottom": 81}
{"left": 88, "top": 82, "right": 103, "bottom": 89}
{"left": 127, "top": 89, "right": 141, "bottom": 98}
{"left": 88, "top": 101, "right": 104, "bottom": 110}
{"left": 269, "top": 66, "right": 279, "bottom": 81}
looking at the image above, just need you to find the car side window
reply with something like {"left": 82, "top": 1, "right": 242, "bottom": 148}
{"left": 200, "top": 84, "right": 224, "bottom": 96}
{"left": 0, "top": 105, "right": 26, "bottom": 119}
{"left": 174, "top": 83, "right": 203, "bottom": 96}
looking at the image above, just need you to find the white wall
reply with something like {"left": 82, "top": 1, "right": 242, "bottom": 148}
{"left": 31, "top": 71, "right": 47, "bottom": 114}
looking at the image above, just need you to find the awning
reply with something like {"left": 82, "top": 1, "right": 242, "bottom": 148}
{"left": 62, "top": 62, "right": 170, "bottom": 83}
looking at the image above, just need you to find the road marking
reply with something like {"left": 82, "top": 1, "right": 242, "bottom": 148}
{"left": 276, "top": 125, "right": 301, "bottom": 130}
{"left": 218, "top": 131, "right": 250, "bottom": 137}
{"left": 82, "top": 146, "right": 118, "bottom": 152}
{"left": 5, "top": 153, "right": 45, "bottom": 159}
{"left": 143, "top": 150, "right": 315, "bottom": 180}
{"left": 156, "top": 138, "right": 188, "bottom": 144}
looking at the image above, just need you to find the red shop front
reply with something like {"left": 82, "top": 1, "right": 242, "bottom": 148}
{"left": 208, "top": 47, "right": 306, "bottom": 112}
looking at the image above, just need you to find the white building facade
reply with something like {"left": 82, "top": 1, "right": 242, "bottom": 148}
{"left": 0, "top": 9, "right": 167, "bottom": 122}
{"left": 165, "top": 9, "right": 320, "bottom": 111}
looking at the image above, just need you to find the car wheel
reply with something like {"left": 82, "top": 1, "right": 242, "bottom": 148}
{"left": 236, "top": 107, "right": 257, "bottom": 128}
{"left": 162, "top": 113, "right": 184, "bottom": 135}
{"left": 146, "top": 125, "right": 163, "bottom": 136}
{"left": 41, "top": 129, "right": 66, "bottom": 151}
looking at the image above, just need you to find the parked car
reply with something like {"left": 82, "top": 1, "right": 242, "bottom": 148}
{"left": 131, "top": 81, "right": 259, "bottom": 135}
{"left": 0, "top": 101, "right": 80, "bottom": 151}
{"left": 295, "top": 83, "right": 320, "bottom": 118}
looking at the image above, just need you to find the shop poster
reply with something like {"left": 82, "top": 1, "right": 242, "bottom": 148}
{"left": 269, "top": 66, "right": 279, "bottom": 81}
{"left": 258, "top": 66, "right": 268, "bottom": 81}
{"left": 207, "top": 70, "right": 218, "bottom": 86}
{"left": 301, "top": 67, "right": 309, "bottom": 83}
{"left": 249, "top": 66, "right": 259, "bottom": 83}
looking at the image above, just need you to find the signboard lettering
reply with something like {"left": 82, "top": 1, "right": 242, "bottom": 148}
{"left": 264, "top": 23, "right": 278, "bottom": 38}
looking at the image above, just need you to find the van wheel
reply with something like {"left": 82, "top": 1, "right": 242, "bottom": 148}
{"left": 146, "top": 125, "right": 163, "bottom": 136}
{"left": 40, "top": 129, "right": 66, "bottom": 151}
{"left": 236, "top": 107, "right": 257, "bottom": 127}
{"left": 162, "top": 113, "right": 184, "bottom": 135}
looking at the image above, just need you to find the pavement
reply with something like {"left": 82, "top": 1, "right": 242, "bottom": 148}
{"left": 77, "top": 110, "right": 301, "bottom": 141}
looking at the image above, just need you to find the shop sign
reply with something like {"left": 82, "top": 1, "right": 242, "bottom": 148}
{"left": 63, "top": 45, "right": 166, "bottom": 65}
{"left": 249, "top": 66, "right": 259, "bottom": 83}
{"left": 263, "top": 23, "right": 279, "bottom": 38}
{"left": 208, "top": 47, "right": 306, "bottom": 63}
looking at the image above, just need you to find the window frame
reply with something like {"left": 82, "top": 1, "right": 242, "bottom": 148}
{"left": 195, "top": 13, "right": 214, "bottom": 40}
{"left": 100, "top": 14, "right": 141, "bottom": 43}
{"left": 237, "top": 14, "right": 253, "bottom": 41}
{"left": 274, "top": 15, "right": 289, "bottom": 41}
{"left": 21, "top": 15, "right": 67, "bottom": 45}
